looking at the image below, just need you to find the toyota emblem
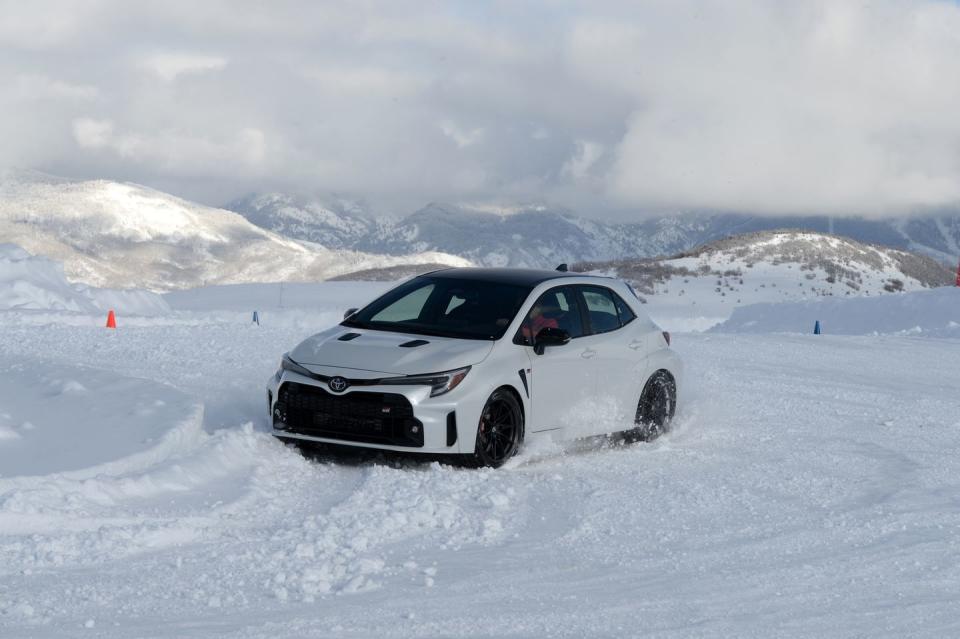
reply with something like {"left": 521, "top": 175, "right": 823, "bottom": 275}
{"left": 328, "top": 376, "right": 349, "bottom": 393}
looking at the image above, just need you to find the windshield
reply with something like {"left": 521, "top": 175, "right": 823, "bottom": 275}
{"left": 342, "top": 276, "right": 532, "bottom": 340}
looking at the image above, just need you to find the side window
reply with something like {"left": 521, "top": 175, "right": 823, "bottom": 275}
{"left": 613, "top": 292, "right": 637, "bottom": 326}
{"left": 581, "top": 286, "right": 622, "bottom": 334}
{"left": 516, "top": 287, "right": 585, "bottom": 345}
{"left": 371, "top": 283, "right": 434, "bottom": 322}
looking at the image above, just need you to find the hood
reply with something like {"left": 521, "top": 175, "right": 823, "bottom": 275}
{"left": 289, "top": 326, "right": 495, "bottom": 376}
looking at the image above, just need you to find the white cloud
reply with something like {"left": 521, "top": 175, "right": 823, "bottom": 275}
{"left": 570, "top": 1, "right": 960, "bottom": 215}
{"left": 562, "top": 141, "right": 604, "bottom": 181}
{"left": 302, "top": 66, "right": 427, "bottom": 97}
{"left": 4, "top": 1, "right": 960, "bottom": 217}
{"left": 439, "top": 120, "right": 484, "bottom": 149}
{"left": 72, "top": 117, "right": 267, "bottom": 174}
{"left": 72, "top": 118, "right": 113, "bottom": 149}
{"left": 142, "top": 52, "right": 228, "bottom": 82}
{"left": 12, "top": 74, "right": 98, "bottom": 101}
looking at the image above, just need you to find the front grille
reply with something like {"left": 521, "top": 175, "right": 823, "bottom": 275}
{"left": 274, "top": 381, "right": 423, "bottom": 447}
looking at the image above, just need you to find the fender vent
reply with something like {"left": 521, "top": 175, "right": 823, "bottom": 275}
{"left": 398, "top": 339, "right": 429, "bottom": 348}
{"left": 338, "top": 333, "right": 361, "bottom": 341}
{"left": 446, "top": 411, "right": 458, "bottom": 446}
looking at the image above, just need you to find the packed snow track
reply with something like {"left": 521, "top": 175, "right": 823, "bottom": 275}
{"left": 1, "top": 307, "right": 960, "bottom": 637}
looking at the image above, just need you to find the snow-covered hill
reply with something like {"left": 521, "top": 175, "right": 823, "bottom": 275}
{"left": 0, "top": 171, "right": 469, "bottom": 292}
{"left": 229, "top": 192, "right": 960, "bottom": 269}
{"left": 577, "top": 230, "right": 955, "bottom": 331}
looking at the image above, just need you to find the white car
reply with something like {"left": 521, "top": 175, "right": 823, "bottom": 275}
{"left": 267, "top": 267, "right": 682, "bottom": 467}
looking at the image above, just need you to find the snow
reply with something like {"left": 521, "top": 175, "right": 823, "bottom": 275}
{"left": 0, "top": 243, "right": 169, "bottom": 315}
{"left": 2, "top": 275, "right": 960, "bottom": 637}
{"left": 715, "top": 286, "right": 960, "bottom": 336}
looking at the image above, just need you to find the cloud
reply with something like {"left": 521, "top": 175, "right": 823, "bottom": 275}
{"left": 142, "top": 52, "right": 228, "bottom": 81}
{"left": 570, "top": 1, "right": 960, "bottom": 215}
{"left": 439, "top": 120, "right": 484, "bottom": 149}
{"left": 72, "top": 117, "right": 267, "bottom": 173}
{"left": 73, "top": 118, "right": 114, "bottom": 149}
{"left": 12, "top": 74, "right": 99, "bottom": 101}
{"left": 562, "top": 141, "right": 604, "bottom": 181}
{"left": 2, "top": 0, "right": 960, "bottom": 218}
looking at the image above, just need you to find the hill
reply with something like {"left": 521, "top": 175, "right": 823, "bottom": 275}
{"left": 0, "top": 171, "right": 468, "bottom": 292}
{"left": 574, "top": 230, "right": 955, "bottom": 331}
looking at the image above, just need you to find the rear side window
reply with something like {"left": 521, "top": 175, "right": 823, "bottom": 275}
{"left": 614, "top": 294, "right": 637, "bottom": 326}
{"left": 580, "top": 285, "right": 638, "bottom": 334}
{"left": 581, "top": 287, "right": 621, "bottom": 334}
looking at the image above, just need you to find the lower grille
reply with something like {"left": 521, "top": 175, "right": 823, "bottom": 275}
{"left": 274, "top": 381, "right": 424, "bottom": 447}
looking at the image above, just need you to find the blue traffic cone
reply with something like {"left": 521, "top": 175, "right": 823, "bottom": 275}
{"left": 252, "top": 310, "right": 260, "bottom": 325}
{"left": 814, "top": 320, "right": 821, "bottom": 335}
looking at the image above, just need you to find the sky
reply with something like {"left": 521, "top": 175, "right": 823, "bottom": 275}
{"left": 1, "top": 0, "right": 960, "bottom": 219}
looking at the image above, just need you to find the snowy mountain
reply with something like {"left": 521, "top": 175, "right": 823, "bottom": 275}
{"left": 228, "top": 195, "right": 743, "bottom": 267}
{"left": 0, "top": 171, "right": 469, "bottom": 291}
{"left": 576, "top": 230, "right": 956, "bottom": 332}
{"left": 229, "top": 193, "right": 960, "bottom": 268}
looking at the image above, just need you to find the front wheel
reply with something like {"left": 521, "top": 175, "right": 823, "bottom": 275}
{"left": 467, "top": 389, "right": 524, "bottom": 468}
{"left": 626, "top": 372, "right": 676, "bottom": 443}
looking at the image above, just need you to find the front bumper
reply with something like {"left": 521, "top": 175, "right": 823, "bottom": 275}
{"left": 267, "top": 369, "right": 480, "bottom": 455}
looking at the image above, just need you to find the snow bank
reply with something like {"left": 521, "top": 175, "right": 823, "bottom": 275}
{"left": 712, "top": 286, "right": 960, "bottom": 336}
{"left": 0, "top": 243, "right": 169, "bottom": 315}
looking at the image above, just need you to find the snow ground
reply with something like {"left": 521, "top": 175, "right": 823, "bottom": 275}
{"left": 2, "top": 284, "right": 960, "bottom": 637}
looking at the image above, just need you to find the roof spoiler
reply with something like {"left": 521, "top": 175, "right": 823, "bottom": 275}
{"left": 555, "top": 263, "right": 568, "bottom": 272}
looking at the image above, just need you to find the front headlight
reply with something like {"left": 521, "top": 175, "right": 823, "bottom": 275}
{"left": 281, "top": 353, "right": 314, "bottom": 377}
{"left": 380, "top": 366, "right": 471, "bottom": 397}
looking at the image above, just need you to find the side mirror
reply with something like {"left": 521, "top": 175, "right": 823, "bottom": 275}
{"left": 343, "top": 307, "right": 359, "bottom": 320}
{"left": 533, "top": 326, "right": 570, "bottom": 355}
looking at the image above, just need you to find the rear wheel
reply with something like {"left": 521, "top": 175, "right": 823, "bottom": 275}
{"left": 627, "top": 372, "right": 676, "bottom": 443}
{"left": 468, "top": 389, "right": 523, "bottom": 468}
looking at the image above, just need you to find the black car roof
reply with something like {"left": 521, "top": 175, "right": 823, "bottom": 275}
{"left": 422, "top": 267, "right": 586, "bottom": 287}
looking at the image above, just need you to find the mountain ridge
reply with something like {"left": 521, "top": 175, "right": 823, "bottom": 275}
{"left": 228, "top": 192, "right": 960, "bottom": 269}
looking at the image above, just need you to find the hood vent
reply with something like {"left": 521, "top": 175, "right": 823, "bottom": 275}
{"left": 398, "top": 339, "right": 429, "bottom": 348}
{"left": 337, "top": 332, "right": 362, "bottom": 341}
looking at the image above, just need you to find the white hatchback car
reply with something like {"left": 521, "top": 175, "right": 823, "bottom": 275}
{"left": 268, "top": 267, "right": 682, "bottom": 467}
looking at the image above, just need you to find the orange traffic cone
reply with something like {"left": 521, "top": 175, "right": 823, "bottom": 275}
{"left": 106, "top": 309, "right": 117, "bottom": 329}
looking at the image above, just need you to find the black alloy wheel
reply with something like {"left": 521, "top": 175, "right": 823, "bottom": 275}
{"left": 627, "top": 372, "right": 676, "bottom": 443}
{"left": 470, "top": 389, "right": 523, "bottom": 468}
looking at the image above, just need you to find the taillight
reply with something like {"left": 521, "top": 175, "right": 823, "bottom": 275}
{"left": 662, "top": 331, "right": 671, "bottom": 346}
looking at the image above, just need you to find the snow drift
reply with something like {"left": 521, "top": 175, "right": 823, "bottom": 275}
{"left": 0, "top": 243, "right": 169, "bottom": 315}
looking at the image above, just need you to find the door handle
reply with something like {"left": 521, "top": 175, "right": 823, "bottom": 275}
{"left": 629, "top": 339, "right": 645, "bottom": 350}
{"left": 581, "top": 348, "right": 597, "bottom": 359}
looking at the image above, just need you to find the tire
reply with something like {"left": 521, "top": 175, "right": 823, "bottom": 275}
{"left": 626, "top": 371, "right": 676, "bottom": 443}
{"left": 467, "top": 388, "right": 524, "bottom": 468}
